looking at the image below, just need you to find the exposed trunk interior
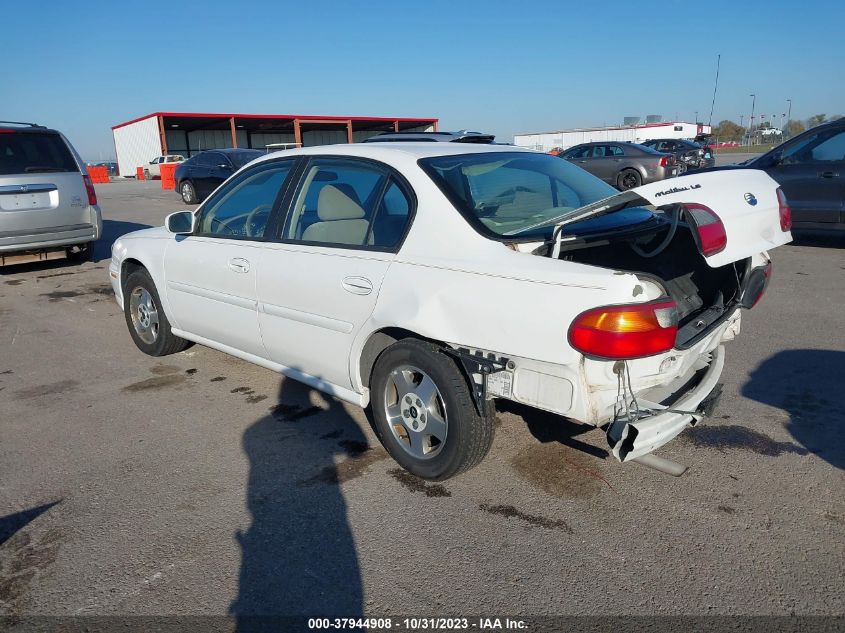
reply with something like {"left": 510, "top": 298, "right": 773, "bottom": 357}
{"left": 548, "top": 209, "right": 749, "bottom": 348}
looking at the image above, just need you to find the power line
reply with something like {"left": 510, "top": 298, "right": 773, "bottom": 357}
{"left": 708, "top": 54, "right": 720, "bottom": 127}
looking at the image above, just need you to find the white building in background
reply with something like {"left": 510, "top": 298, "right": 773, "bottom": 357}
{"left": 111, "top": 111, "right": 438, "bottom": 177}
{"left": 514, "top": 121, "right": 711, "bottom": 153}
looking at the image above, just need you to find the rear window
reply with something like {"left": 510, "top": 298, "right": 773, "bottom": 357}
{"left": 419, "top": 151, "right": 617, "bottom": 238}
{"left": 229, "top": 151, "right": 263, "bottom": 169}
{"left": 0, "top": 132, "right": 78, "bottom": 175}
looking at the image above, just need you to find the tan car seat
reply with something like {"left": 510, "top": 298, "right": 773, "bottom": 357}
{"left": 301, "top": 184, "right": 370, "bottom": 245}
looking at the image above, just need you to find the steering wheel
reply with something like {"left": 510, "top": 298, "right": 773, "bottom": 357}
{"left": 244, "top": 204, "right": 271, "bottom": 238}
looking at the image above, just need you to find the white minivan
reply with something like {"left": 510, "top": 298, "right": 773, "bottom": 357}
{"left": 0, "top": 121, "right": 102, "bottom": 263}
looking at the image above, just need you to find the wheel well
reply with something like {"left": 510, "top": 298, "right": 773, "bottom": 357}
{"left": 359, "top": 327, "right": 442, "bottom": 388}
{"left": 121, "top": 258, "right": 145, "bottom": 293}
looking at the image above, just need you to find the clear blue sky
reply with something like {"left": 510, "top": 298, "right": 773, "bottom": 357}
{"left": 4, "top": 0, "right": 843, "bottom": 160}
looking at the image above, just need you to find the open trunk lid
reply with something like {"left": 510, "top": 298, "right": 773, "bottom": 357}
{"left": 551, "top": 169, "right": 791, "bottom": 267}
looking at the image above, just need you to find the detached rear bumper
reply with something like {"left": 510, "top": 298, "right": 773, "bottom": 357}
{"left": 607, "top": 345, "right": 725, "bottom": 461}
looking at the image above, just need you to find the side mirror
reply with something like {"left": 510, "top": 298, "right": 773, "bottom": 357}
{"left": 165, "top": 210, "right": 197, "bottom": 235}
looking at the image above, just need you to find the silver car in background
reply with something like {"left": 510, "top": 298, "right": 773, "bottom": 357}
{"left": 559, "top": 141, "right": 678, "bottom": 190}
{"left": 0, "top": 121, "right": 102, "bottom": 264}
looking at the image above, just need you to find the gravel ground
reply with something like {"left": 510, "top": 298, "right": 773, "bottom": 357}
{"left": 0, "top": 178, "right": 843, "bottom": 622}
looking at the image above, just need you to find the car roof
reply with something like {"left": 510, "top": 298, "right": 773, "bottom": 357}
{"left": 247, "top": 142, "right": 532, "bottom": 167}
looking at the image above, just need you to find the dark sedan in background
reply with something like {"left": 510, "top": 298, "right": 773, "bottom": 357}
{"left": 641, "top": 138, "right": 715, "bottom": 172}
{"left": 702, "top": 118, "right": 845, "bottom": 231}
{"left": 559, "top": 142, "right": 678, "bottom": 190}
{"left": 174, "top": 148, "right": 263, "bottom": 204}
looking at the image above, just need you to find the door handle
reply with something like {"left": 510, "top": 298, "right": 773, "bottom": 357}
{"left": 341, "top": 276, "right": 373, "bottom": 295}
{"left": 819, "top": 171, "right": 837, "bottom": 178}
{"left": 228, "top": 257, "right": 250, "bottom": 273}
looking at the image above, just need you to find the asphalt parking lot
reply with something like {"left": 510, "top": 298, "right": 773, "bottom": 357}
{"left": 1, "top": 167, "right": 843, "bottom": 621}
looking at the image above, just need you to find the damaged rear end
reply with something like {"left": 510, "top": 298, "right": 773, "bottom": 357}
{"left": 539, "top": 169, "right": 792, "bottom": 462}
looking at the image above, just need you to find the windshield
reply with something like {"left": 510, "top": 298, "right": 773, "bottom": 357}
{"left": 419, "top": 152, "right": 618, "bottom": 237}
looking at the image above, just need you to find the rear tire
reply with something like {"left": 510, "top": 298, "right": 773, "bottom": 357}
{"left": 123, "top": 268, "right": 189, "bottom": 356}
{"left": 180, "top": 180, "right": 197, "bottom": 204}
{"left": 66, "top": 242, "right": 93, "bottom": 262}
{"left": 617, "top": 169, "right": 642, "bottom": 190}
{"left": 370, "top": 339, "right": 494, "bottom": 481}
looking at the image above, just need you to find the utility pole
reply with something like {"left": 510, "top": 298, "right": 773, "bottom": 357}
{"left": 786, "top": 98, "right": 792, "bottom": 139}
{"left": 748, "top": 93, "right": 756, "bottom": 147}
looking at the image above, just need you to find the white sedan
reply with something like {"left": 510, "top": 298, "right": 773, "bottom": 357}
{"left": 109, "top": 143, "right": 792, "bottom": 480}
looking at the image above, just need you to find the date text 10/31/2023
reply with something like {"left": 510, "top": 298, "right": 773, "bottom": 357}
{"left": 307, "top": 617, "right": 528, "bottom": 630}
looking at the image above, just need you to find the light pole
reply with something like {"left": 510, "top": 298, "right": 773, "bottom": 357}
{"left": 749, "top": 93, "right": 756, "bottom": 147}
{"left": 786, "top": 98, "right": 792, "bottom": 139}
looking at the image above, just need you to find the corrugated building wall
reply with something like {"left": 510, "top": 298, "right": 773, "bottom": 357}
{"left": 113, "top": 116, "right": 161, "bottom": 177}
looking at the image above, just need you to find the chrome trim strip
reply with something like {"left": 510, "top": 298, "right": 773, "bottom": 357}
{"left": 0, "top": 183, "right": 58, "bottom": 195}
{"left": 259, "top": 301, "right": 354, "bottom": 334}
{"left": 166, "top": 280, "right": 256, "bottom": 311}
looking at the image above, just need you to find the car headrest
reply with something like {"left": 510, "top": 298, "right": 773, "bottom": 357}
{"left": 317, "top": 184, "right": 365, "bottom": 221}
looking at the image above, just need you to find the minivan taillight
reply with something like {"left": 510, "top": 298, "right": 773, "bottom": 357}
{"left": 776, "top": 187, "right": 791, "bottom": 231}
{"left": 568, "top": 300, "right": 679, "bottom": 360}
{"left": 82, "top": 174, "right": 97, "bottom": 206}
{"left": 684, "top": 203, "right": 727, "bottom": 256}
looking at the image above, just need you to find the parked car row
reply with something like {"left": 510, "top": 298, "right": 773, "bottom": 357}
{"left": 558, "top": 142, "right": 680, "bottom": 190}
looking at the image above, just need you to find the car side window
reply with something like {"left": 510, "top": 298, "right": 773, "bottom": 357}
{"left": 607, "top": 145, "right": 624, "bottom": 156}
{"left": 591, "top": 146, "right": 607, "bottom": 158}
{"left": 369, "top": 179, "right": 413, "bottom": 248}
{"left": 283, "top": 159, "right": 390, "bottom": 247}
{"left": 196, "top": 161, "right": 294, "bottom": 239}
{"left": 808, "top": 131, "right": 845, "bottom": 162}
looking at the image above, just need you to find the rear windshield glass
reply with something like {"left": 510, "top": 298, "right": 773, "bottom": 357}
{"left": 0, "top": 132, "right": 78, "bottom": 175}
{"left": 419, "top": 152, "right": 617, "bottom": 237}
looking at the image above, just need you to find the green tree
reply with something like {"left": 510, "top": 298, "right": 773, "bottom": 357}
{"left": 806, "top": 114, "right": 827, "bottom": 128}
{"left": 713, "top": 119, "right": 745, "bottom": 142}
{"left": 785, "top": 120, "right": 805, "bottom": 137}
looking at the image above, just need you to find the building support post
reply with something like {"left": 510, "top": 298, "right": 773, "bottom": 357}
{"left": 230, "top": 117, "right": 238, "bottom": 148}
{"left": 157, "top": 116, "right": 168, "bottom": 155}
{"left": 346, "top": 120, "right": 353, "bottom": 144}
{"left": 294, "top": 119, "right": 302, "bottom": 147}
{"left": 393, "top": 120, "right": 400, "bottom": 133}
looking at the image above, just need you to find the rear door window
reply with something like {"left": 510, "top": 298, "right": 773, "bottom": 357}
{"left": 0, "top": 132, "right": 78, "bottom": 175}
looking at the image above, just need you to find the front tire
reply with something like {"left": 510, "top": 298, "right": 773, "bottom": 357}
{"left": 617, "top": 169, "right": 642, "bottom": 190}
{"left": 144, "top": 169, "right": 152, "bottom": 181}
{"left": 180, "top": 180, "right": 197, "bottom": 204}
{"left": 370, "top": 339, "right": 494, "bottom": 481}
{"left": 123, "top": 268, "right": 189, "bottom": 356}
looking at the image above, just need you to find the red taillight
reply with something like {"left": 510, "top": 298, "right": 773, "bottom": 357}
{"left": 684, "top": 203, "right": 727, "bottom": 256}
{"left": 82, "top": 174, "right": 97, "bottom": 206}
{"left": 568, "top": 300, "right": 679, "bottom": 360}
{"left": 659, "top": 156, "right": 668, "bottom": 167}
{"left": 776, "top": 187, "right": 791, "bottom": 232}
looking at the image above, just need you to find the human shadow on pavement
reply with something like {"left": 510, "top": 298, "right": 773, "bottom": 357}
{"left": 741, "top": 349, "right": 845, "bottom": 470}
{"left": 231, "top": 375, "right": 370, "bottom": 631}
{"left": 0, "top": 500, "right": 61, "bottom": 547}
